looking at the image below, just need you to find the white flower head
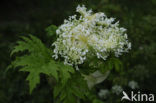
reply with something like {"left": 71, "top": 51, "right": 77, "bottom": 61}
{"left": 98, "top": 89, "right": 110, "bottom": 99}
{"left": 52, "top": 5, "right": 131, "bottom": 66}
{"left": 112, "top": 85, "right": 123, "bottom": 95}
{"left": 128, "top": 80, "right": 139, "bottom": 89}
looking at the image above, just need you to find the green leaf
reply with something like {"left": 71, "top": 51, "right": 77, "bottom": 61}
{"left": 99, "top": 57, "right": 123, "bottom": 73}
{"left": 54, "top": 73, "right": 88, "bottom": 103}
{"left": 26, "top": 71, "right": 40, "bottom": 93}
{"left": 46, "top": 25, "right": 57, "bottom": 37}
{"left": 111, "top": 58, "right": 123, "bottom": 72}
{"left": 10, "top": 35, "right": 74, "bottom": 93}
{"left": 59, "top": 63, "right": 75, "bottom": 85}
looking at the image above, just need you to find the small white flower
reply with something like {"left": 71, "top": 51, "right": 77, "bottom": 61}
{"left": 128, "top": 80, "right": 139, "bottom": 89}
{"left": 98, "top": 89, "right": 110, "bottom": 99}
{"left": 112, "top": 85, "right": 123, "bottom": 95}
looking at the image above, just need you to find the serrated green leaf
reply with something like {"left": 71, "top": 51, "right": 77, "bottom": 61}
{"left": 26, "top": 71, "right": 40, "bottom": 94}
{"left": 10, "top": 35, "right": 74, "bottom": 93}
{"left": 53, "top": 73, "right": 88, "bottom": 103}
{"left": 41, "top": 60, "right": 59, "bottom": 81}
{"left": 59, "top": 63, "right": 75, "bottom": 85}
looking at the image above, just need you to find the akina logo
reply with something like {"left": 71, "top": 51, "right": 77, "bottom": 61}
{"left": 121, "top": 91, "right": 155, "bottom": 102}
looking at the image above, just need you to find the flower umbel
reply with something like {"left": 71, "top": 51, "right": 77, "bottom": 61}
{"left": 128, "top": 80, "right": 139, "bottom": 89}
{"left": 52, "top": 5, "right": 131, "bottom": 66}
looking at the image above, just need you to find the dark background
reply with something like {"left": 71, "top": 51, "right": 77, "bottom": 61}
{"left": 0, "top": 0, "right": 156, "bottom": 103}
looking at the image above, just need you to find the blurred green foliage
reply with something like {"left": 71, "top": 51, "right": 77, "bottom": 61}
{"left": 0, "top": 0, "right": 156, "bottom": 103}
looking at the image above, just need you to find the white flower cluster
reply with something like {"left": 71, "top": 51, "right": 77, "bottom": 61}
{"left": 98, "top": 89, "right": 110, "bottom": 99}
{"left": 112, "top": 85, "right": 123, "bottom": 95}
{"left": 52, "top": 5, "right": 131, "bottom": 66}
{"left": 128, "top": 80, "right": 139, "bottom": 89}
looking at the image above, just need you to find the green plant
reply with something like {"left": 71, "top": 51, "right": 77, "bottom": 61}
{"left": 9, "top": 5, "right": 131, "bottom": 103}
